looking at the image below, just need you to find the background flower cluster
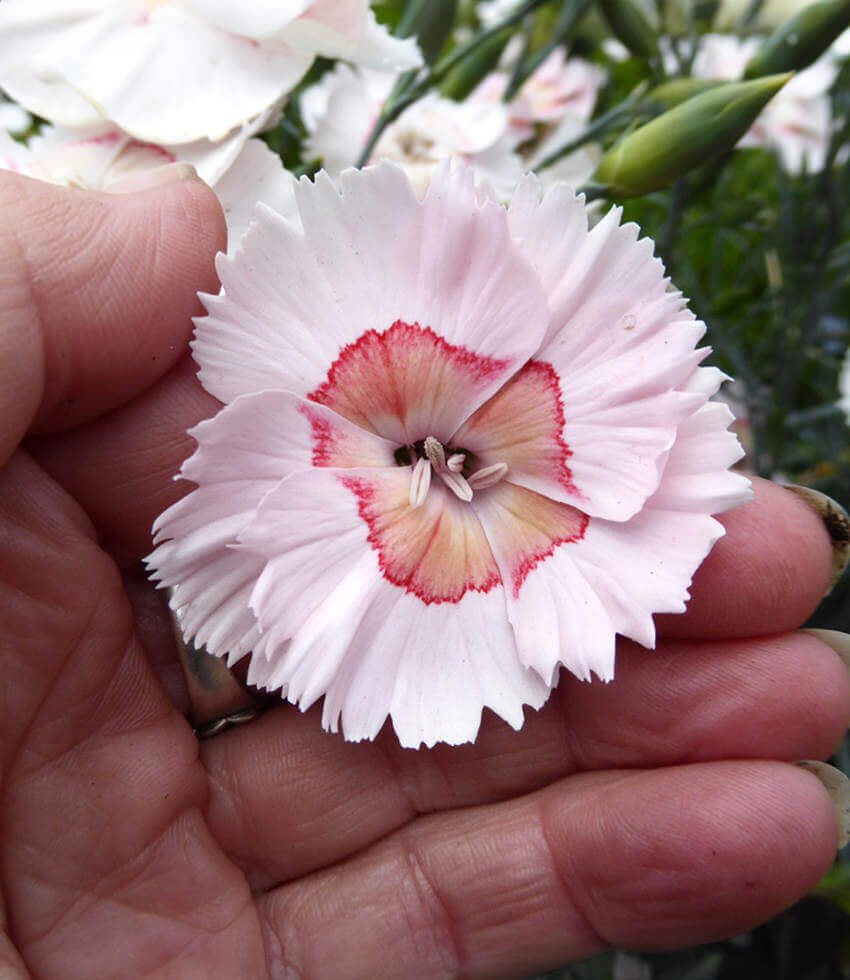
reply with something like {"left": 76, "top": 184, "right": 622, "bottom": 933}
{"left": 2, "top": 0, "right": 850, "bottom": 975}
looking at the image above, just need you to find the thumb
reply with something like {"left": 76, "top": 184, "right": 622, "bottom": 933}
{"left": 0, "top": 165, "right": 226, "bottom": 465}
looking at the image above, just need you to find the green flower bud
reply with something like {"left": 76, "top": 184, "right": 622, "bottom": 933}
{"left": 598, "top": 0, "right": 661, "bottom": 60}
{"left": 592, "top": 73, "right": 791, "bottom": 197}
{"left": 744, "top": 0, "right": 850, "bottom": 76}
{"left": 645, "top": 77, "right": 724, "bottom": 110}
{"left": 396, "top": 0, "right": 459, "bottom": 63}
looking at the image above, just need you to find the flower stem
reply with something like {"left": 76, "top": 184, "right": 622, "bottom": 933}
{"left": 534, "top": 94, "right": 647, "bottom": 173}
{"left": 355, "top": 0, "right": 552, "bottom": 167}
{"left": 502, "top": 0, "right": 593, "bottom": 101}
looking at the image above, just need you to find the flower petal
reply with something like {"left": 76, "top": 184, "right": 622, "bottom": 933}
{"left": 507, "top": 176, "right": 709, "bottom": 521}
{"left": 240, "top": 466, "right": 501, "bottom": 641}
{"left": 238, "top": 469, "right": 550, "bottom": 747}
{"left": 0, "top": 2, "right": 313, "bottom": 144}
{"left": 146, "top": 389, "right": 393, "bottom": 658}
{"left": 213, "top": 139, "right": 301, "bottom": 253}
{"left": 194, "top": 162, "right": 550, "bottom": 436}
{"left": 474, "top": 367, "right": 751, "bottom": 676}
{"left": 182, "top": 0, "right": 312, "bottom": 37}
{"left": 280, "top": 1, "right": 422, "bottom": 70}
{"left": 247, "top": 573, "right": 551, "bottom": 749}
{"left": 470, "top": 481, "right": 611, "bottom": 684}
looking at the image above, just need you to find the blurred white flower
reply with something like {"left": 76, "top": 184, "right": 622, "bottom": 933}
{"left": 477, "top": 0, "right": 519, "bottom": 28}
{"left": 0, "top": 95, "right": 31, "bottom": 137}
{"left": 470, "top": 48, "right": 606, "bottom": 190}
{"left": 526, "top": 113, "right": 604, "bottom": 191}
{"left": 302, "top": 63, "right": 523, "bottom": 197}
{"left": 147, "top": 161, "right": 750, "bottom": 749}
{"left": 839, "top": 348, "right": 850, "bottom": 425}
{"left": 471, "top": 48, "right": 606, "bottom": 142}
{"left": 0, "top": 0, "right": 421, "bottom": 146}
{"left": 689, "top": 34, "right": 838, "bottom": 173}
{"left": 0, "top": 123, "right": 297, "bottom": 252}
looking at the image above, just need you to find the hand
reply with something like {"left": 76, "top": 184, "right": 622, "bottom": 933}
{"left": 2, "top": 168, "right": 848, "bottom": 979}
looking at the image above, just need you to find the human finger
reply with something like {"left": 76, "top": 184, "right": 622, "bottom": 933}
{"left": 256, "top": 760, "right": 838, "bottom": 978}
{"left": 0, "top": 167, "right": 225, "bottom": 465}
{"left": 200, "top": 629, "right": 849, "bottom": 890}
{"left": 656, "top": 477, "right": 841, "bottom": 638}
{"left": 30, "top": 354, "right": 219, "bottom": 565}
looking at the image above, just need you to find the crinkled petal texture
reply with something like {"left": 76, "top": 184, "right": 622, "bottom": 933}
{"left": 148, "top": 163, "right": 751, "bottom": 749}
{"left": 0, "top": 0, "right": 419, "bottom": 145}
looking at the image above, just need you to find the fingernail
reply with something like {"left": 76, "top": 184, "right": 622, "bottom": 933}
{"left": 108, "top": 162, "right": 200, "bottom": 194}
{"left": 784, "top": 485, "right": 850, "bottom": 593}
{"left": 795, "top": 760, "right": 850, "bottom": 850}
{"left": 801, "top": 628, "right": 850, "bottom": 671}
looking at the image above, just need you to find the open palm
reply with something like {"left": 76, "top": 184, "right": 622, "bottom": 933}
{"left": 1, "top": 170, "right": 846, "bottom": 979}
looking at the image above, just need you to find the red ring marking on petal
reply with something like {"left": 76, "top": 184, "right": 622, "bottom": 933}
{"left": 308, "top": 320, "right": 511, "bottom": 440}
{"left": 477, "top": 482, "right": 589, "bottom": 598}
{"left": 511, "top": 513, "right": 589, "bottom": 597}
{"left": 454, "top": 358, "right": 579, "bottom": 498}
{"left": 299, "top": 404, "right": 392, "bottom": 468}
{"left": 340, "top": 473, "right": 502, "bottom": 605}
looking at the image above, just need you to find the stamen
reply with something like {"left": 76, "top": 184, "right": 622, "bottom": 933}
{"left": 408, "top": 436, "right": 490, "bottom": 505}
{"left": 409, "top": 456, "right": 431, "bottom": 508}
{"left": 439, "top": 469, "right": 474, "bottom": 502}
{"left": 467, "top": 462, "right": 509, "bottom": 490}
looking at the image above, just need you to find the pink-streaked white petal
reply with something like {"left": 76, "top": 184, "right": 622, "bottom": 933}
{"left": 507, "top": 177, "right": 710, "bottom": 520}
{"left": 146, "top": 389, "right": 393, "bottom": 659}
{"left": 194, "top": 162, "right": 549, "bottom": 438}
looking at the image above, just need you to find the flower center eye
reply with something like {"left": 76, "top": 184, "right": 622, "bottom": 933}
{"left": 397, "top": 436, "right": 509, "bottom": 508}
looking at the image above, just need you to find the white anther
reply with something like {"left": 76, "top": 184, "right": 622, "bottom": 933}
{"left": 438, "top": 469, "right": 474, "bottom": 502}
{"left": 467, "top": 462, "right": 509, "bottom": 490}
{"left": 413, "top": 436, "right": 475, "bottom": 504}
{"left": 423, "top": 436, "right": 446, "bottom": 470}
{"left": 409, "top": 456, "right": 431, "bottom": 509}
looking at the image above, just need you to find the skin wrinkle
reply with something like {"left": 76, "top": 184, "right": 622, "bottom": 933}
{"left": 374, "top": 728, "right": 429, "bottom": 822}
{"left": 395, "top": 827, "right": 466, "bottom": 977}
{"left": 30, "top": 199, "right": 114, "bottom": 427}
{"left": 0, "top": 530, "right": 111, "bottom": 780}
{"left": 536, "top": 770, "right": 646, "bottom": 951}
{"left": 17, "top": 808, "right": 256, "bottom": 971}
{"left": 534, "top": 800, "right": 607, "bottom": 957}
{"left": 0, "top": 217, "right": 43, "bottom": 466}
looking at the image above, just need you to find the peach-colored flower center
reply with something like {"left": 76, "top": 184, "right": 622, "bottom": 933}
{"left": 305, "top": 321, "right": 587, "bottom": 603}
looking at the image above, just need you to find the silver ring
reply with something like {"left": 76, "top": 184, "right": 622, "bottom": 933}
{"left": 194, "top": 705, "right": 265, "bottom": 739}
